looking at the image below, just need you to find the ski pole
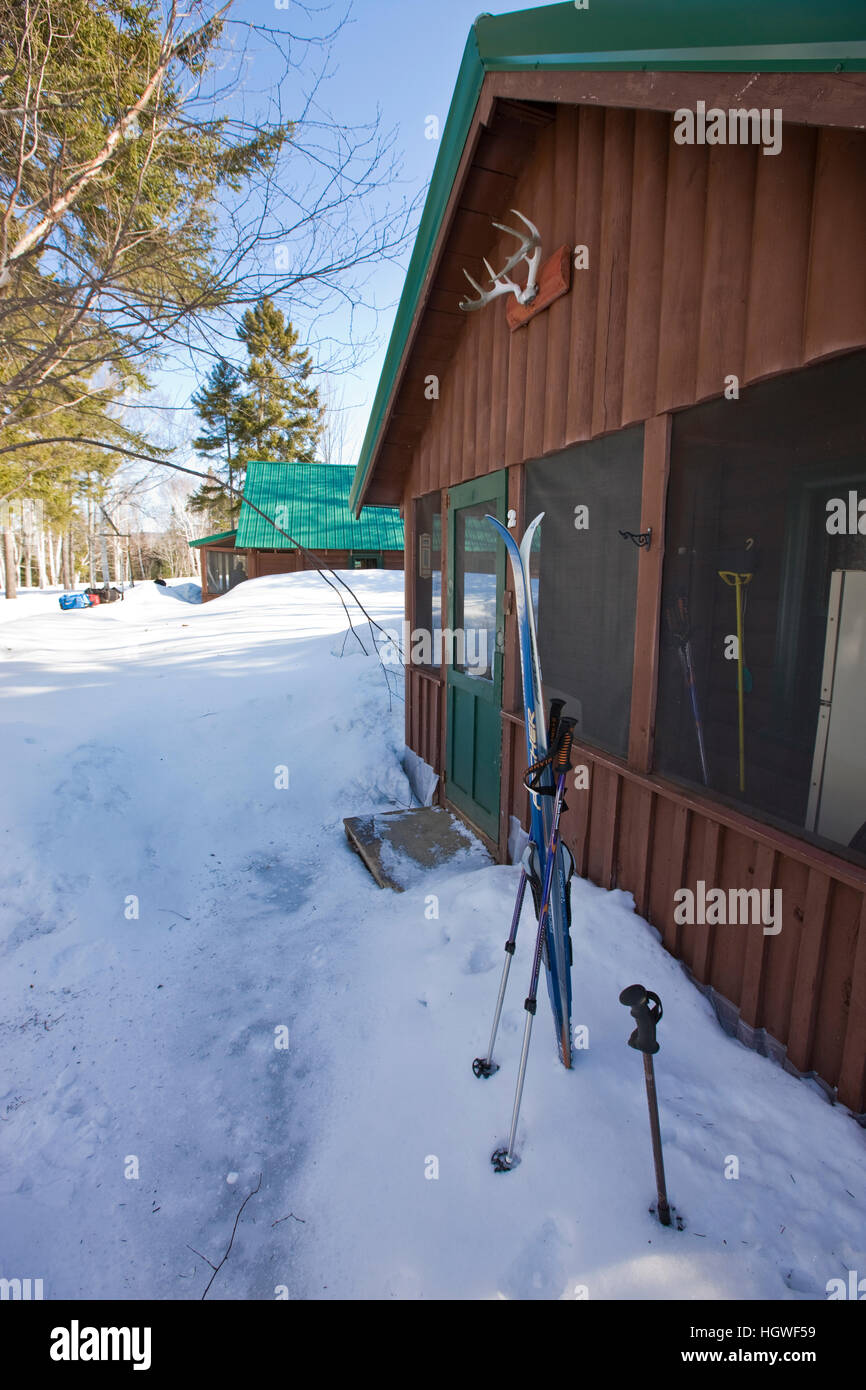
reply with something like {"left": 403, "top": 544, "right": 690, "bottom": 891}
{"left": 619, "top": 984, "right": 671, "bottom": 1226}
{"left": 492, "top": 719, "right": 576, "bottom": 1172}
{"left": 473, "top": 868, "right": 528, "bottom": 1079}
{"left": 681, "top": 634, "right": 710, "bottom": 786}
{"left": 676, "top": 597, "right": 710, "bottom": 787}
{"left": 666, "top": 597, "right": 709, "bottom": 787}
{"left": 473, "top": 703, "right": 566, "bottom": 1080}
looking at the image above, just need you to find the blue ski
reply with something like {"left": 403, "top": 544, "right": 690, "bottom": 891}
{"left": 519, "top": 515, "right": 574, "bottom": 1066}
{"left": 487, "top": 513, "right": 573, "bottom": 1067}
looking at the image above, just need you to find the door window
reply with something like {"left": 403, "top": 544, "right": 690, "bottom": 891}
{"left": 453, "top": 502, "right": 497, "bottom": 679}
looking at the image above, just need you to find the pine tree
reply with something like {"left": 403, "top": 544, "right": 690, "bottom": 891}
{"left": 234, "top": 299, "right": 323, "bottom": 466}
{"left": 189, "top": 360, "right": 243, "bottom": 530}
{"left": 187, "top": 300, "right": 324, "bottom": 533}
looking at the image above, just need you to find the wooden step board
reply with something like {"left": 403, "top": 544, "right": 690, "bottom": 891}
{"left": 343, "top": 806, "right": 491, "bottom": 891}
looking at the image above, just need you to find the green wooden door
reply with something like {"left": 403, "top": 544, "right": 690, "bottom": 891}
{"left": 445, "top": 472, "right": 507, "bottom": 840}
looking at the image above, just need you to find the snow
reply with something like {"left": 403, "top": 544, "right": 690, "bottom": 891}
{"left": 0, "top": 586, "right": 70, "bottom": 625}
{"left": 154, "top": 580, "right": 201, "bottom": 605}
{"left": 0, "top": 570, "right": 863, "bottom": 1300}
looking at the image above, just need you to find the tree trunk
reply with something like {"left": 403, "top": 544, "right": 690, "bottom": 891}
{"left": 100, "top": 518, "right": 110, "bottom": 586}
{"left": 62, "top": 527, "right": 73, "bottom": 589}
{"left": 37, "top": 525, "right": 49, "bottom": 588}
{"left": 87, "top": 500, "right": 95, "bottom": 587}
{"left": 4, "top": 528, "right": 17, "bottom": 599}
{"left": 22, "top": 518, "right": 32, "bottom": 587}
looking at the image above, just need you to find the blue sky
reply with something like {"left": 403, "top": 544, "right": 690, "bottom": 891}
{"left": 134, "top": 0, "right": 553, "bottom": 474}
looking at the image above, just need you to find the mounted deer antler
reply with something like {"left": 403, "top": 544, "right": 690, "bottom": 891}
{"left": 459, "top": 209, "right": 542, "bottom": 312}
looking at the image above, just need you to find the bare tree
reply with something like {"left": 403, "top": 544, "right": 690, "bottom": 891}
{"left": 319, "top": 373, "right": 352, "bottom": 468}
{"left": 0, "top": 0, "right": 417, "bottom": 453}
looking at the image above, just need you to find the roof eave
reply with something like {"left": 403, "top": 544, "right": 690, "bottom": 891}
{"left": 485, "top": 42, "right": 866, "bottom": 71}
{"left": 189, "top": 529, "right": 237, "bottom": 548}
{"left": 349, "top": 6, "right": 866, "bottom": 516}
{"left": 349, "top": 28, "right": 485, "bottom": 516}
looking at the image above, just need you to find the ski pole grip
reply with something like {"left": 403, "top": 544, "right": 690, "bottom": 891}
{"left": 554, "top": 718, "right": 577, "bottom": 777}
{"left": 548, "top": 698, "right": 566, "bottom": 746}
{"left": 619, "top": 984, "right": 663, "bottom": 1055}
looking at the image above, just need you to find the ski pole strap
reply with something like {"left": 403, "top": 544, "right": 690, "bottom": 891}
{"left": 523, "top": 716, "right": 577, "bottom": 795}
{"left": 521, "top": 842, "right": 544, "bottom": 920}
{"left": 619, "top": 984, "right": 663, "bottom": 1055}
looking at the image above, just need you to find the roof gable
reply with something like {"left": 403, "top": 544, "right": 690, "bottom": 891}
{"left": 350, "top": 1, "right": 866, "bottom": 513}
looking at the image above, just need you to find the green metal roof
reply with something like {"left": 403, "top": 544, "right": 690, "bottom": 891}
{"left": 189, "top": 529, "right": 237, "bottom": 548}
{"left": 474, "top": 2, "right": 865, "bottom": 72}
{"left": 350, "top": 0, "right": 866, "bottom": 514}
{"left": 236, "top": 461, "right": 404, "bottom": 552}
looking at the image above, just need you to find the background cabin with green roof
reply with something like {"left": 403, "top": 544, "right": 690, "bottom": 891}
{"left": 190, "top": 461, "right": 404, "bottom": 601}
{"left": 350, "top": 3, "right": 866, "bottom": 1118}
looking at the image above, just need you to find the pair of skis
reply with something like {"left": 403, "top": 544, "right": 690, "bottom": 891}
{"left": 473, "top": 513, "right": 577, "bottom": 1170}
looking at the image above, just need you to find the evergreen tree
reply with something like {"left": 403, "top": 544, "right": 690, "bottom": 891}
{"left": 188, "top": 360, "right": 243, "bottom": 530}
{"left": 187, "top": 300, "right": 324, "bottom": 531}
{"left": 234, "top": 299, "right": 323, "bottom": 466}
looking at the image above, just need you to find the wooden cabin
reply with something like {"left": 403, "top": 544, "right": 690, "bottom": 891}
{"left": 350, "top": 3, "right": 866, "bottom": 1115}
{"left": 191, "top": 461, "right": 403, "bottom": 601}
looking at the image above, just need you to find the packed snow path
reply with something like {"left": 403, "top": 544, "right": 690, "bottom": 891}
{"left": 0, "top": 574, "right": 863, "bottom": 1300}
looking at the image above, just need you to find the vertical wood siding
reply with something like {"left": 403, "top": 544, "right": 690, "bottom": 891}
{"left": 498, "top": 718, "right": 866, "bottom": 1116}
{"left": 398, "top": 106, "right": 865, "bottom": 503}
{"left": 396, "top": 101, "right": 866, "bottom": 1116}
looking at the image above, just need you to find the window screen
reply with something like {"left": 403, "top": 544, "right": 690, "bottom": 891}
{"left": 206, "top": 550, "right": 247, "bottom": 594}
{"left": 525, "top": 428, "right": 643, "bottom": 757}
{"left": 655, "top": 350, "right": 866, "bottom": 862}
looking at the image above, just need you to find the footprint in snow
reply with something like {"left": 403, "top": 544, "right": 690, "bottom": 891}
{"left": 497, "top": 1217, "right": 572, "bottom": 1301}
{"left": 54, "top": 742, "right": 130, "bottom": 813}
{"left": 464, "top": 943, "right": 497, "bottom": 975}
{"left": 782, "top": 1267, "right": 823, "bottom": 1296}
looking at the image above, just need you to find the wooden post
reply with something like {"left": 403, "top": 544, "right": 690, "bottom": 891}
{"left": 838, "top": 895, "right": 866, "bottom": 1113}
{"left": 628, "top": 413, "right": 671, "bottom": 773}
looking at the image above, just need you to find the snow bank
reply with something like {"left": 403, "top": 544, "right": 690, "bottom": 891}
{"left": 0, "top": 567, "right": 863, "bottom": 1301}
{"left": 155, "top": 581, "right": 201, "bottom": 604}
